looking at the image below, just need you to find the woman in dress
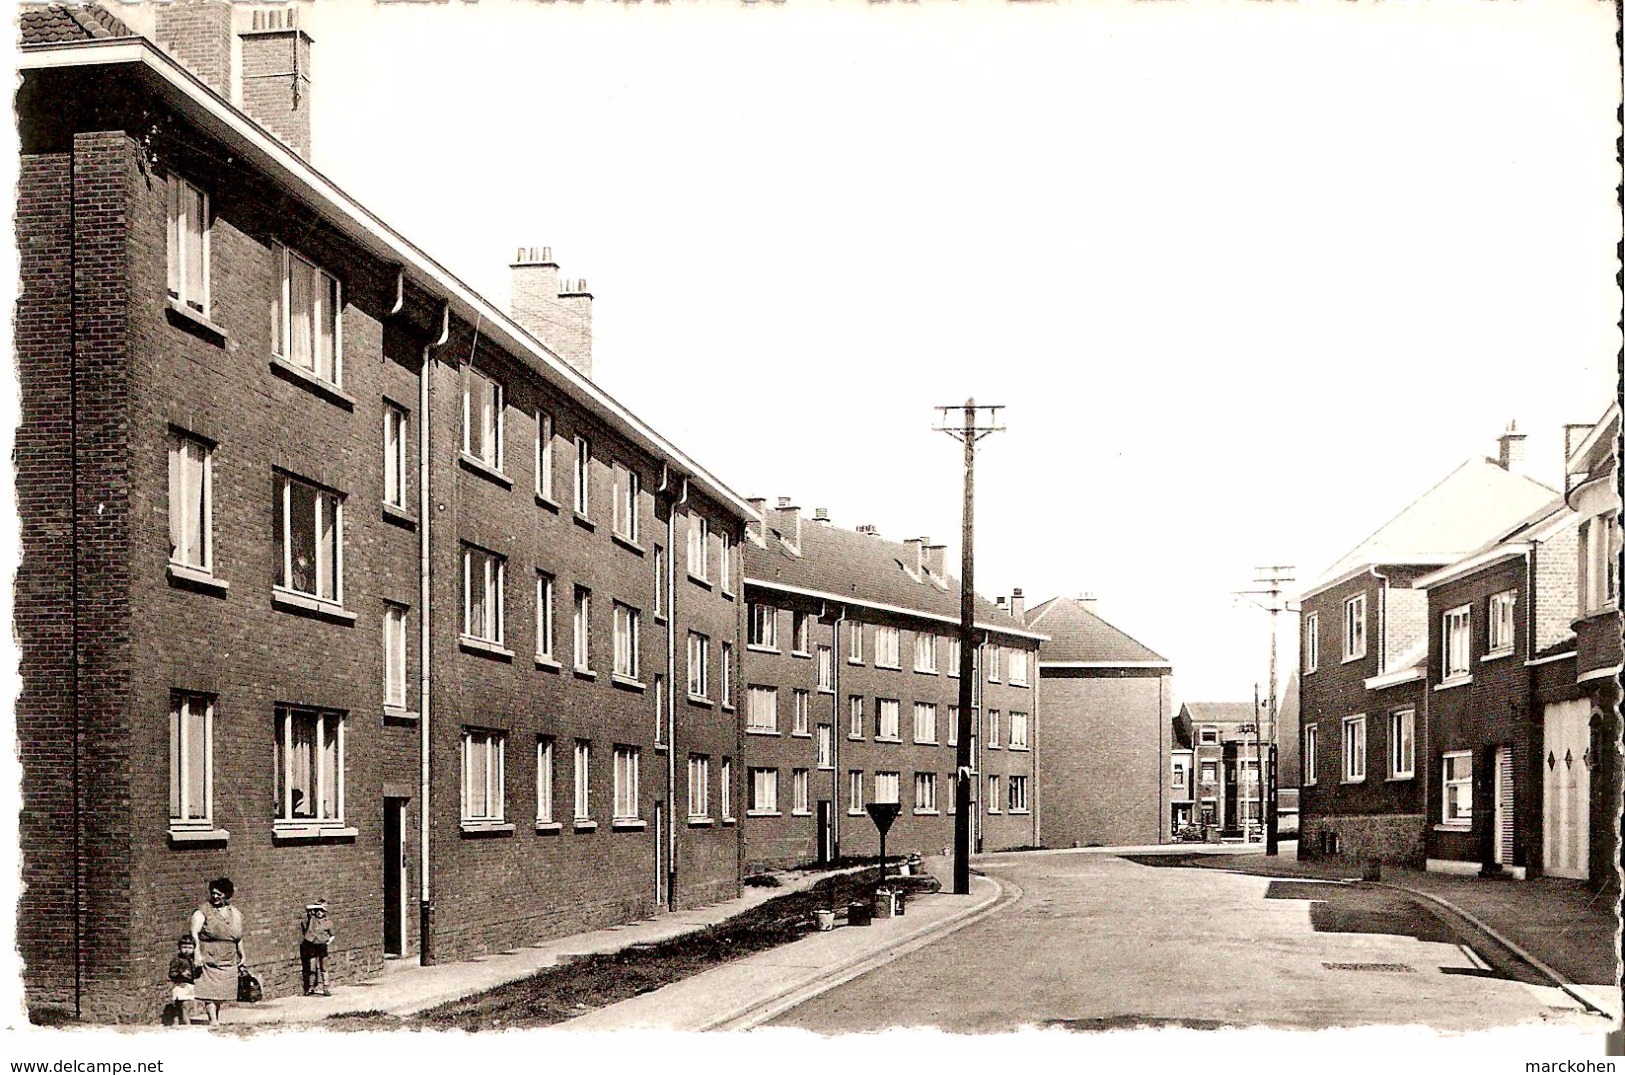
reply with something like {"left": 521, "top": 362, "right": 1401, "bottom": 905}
{"left": 189, "top": 877, "right": 245, "bottom": 1024}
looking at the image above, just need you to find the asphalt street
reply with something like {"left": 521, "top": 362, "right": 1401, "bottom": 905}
{"left": 770, "top": 851, "right": 1610, "bottom": 1033}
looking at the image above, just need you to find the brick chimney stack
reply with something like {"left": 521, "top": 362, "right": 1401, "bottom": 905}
{"left": 1009, "top": 588, "right": 1026, "bottom": 623}
{"left": 511, "top": 246, "right": 594, "bottom": 380}
{"left": 922, "top": 543, "right": 946, "bottom": 577}
{"left": 746, "top": 497, "right": 768, "bottom": 544}
{"left": 903, "top": 537, "right": 928, "bottom": 577}
{"left": 775, "top": 497, "right": 801, "bottom": 555}
{"left": 152, "top": 0, "right": 234, "bottom": 99}
{"left": 1564, "top": 423, "right": 1595, "bottom": 461}
{"left": 813, "top": 508, "right": 831, "bottom": 524}
{"left": 239, "top": 6, "right": 313, "bottom": 159}
{"left": 1496, "top": 420, "right": 1527, "bottom": 475}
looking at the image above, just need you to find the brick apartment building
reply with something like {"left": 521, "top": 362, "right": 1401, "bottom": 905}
{"left": 1297, "top": 434, "right": 1559, "bottom": 867}
{"left": 739, "top": 503, "right": 1043, "bottom": 871}
{"left": 1025, "top": 595, "right": 1174, "bottom": 847}
{"left": 1175, "top": 704, "right": 1267, "bottom": 839}
{"left": 16, "top": 2, "right": 752, "bottom": 1020}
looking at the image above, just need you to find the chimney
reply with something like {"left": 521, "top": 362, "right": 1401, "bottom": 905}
{"left": 1564, "top": 423, "right": 1594, "bottom": 462}
{"left": 510, "top": 247, "right": 594, "bottom": 380}
{"left": 1009, "top": 588, "right": 1026, "bottom": 624}
{"left": 813, "top": 508, "right": 831, "bottom": 524}
{"left": 997, "top": 597, "right": 1008, "bottom": 611}
{"left": 922, "top": 543, "right": 946, "bottom": 577}
{"left": 153, "top": 0, "right": 234, "bottom": 99}
{"left": 903, "top": 537, "right": 928, "bottom": 576}
{"left": 1496, "top": 420, "right": 1527, "bottom": 474}
{"left": 857, "top": 525, "right": 878, "bottom": 538}
{"left": 775, "top": 497, "right": 801, "bottom": 554}
{"left": 240, "top": 6, "right": 314, "bottom": 159}
{"left": 746, "top": 497, "right": 768, "bottom": 545}
{"left": 1078, "top": 592, "right": 1098, "bottom": 613}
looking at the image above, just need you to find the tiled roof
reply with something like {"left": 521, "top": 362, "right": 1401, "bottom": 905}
{"left": 1179, "top": 702, "right": 1259, "bottom": 726}
{"left": 1025, "top": 596, "right": 1169, "bottom": 665}
{"left": 1311, "top": 458, "right": 1557, "bottom": 590}
{"left": 20, "top": 4, "right": 133, "bottom": 45}
{"left": 743, "top": 516, "right": 1031, "bottom": 637}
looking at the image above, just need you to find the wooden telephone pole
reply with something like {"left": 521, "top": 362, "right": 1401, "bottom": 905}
{"left": 1236, "top": 565, "right": 1295, "bottom": 856}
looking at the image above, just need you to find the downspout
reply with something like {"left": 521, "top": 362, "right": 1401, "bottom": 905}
{"left": 1032, "top": 650, "right": 1043, "bottom": 848}
{"left": 69, "top": 148, "right": 81, "bottom": 1019}
{"left": 660, "top": 471, "right": 686, "bottom": 909}
{"left": 418, "top": 300, "right": 448, "bottom": 964}
{"left": 831, "top": 604, "right": 843, "bottom": 859}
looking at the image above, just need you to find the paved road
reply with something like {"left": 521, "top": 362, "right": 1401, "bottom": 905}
{"left": 771, "top": 851, "right": 1609, "bottom": 1033}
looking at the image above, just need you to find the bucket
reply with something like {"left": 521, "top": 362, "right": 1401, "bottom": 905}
{"left": 847, "top": 900, "right": 871, "bottom": 927}
{"left": 814, "top": 909, "right": 835, "bottom": 932}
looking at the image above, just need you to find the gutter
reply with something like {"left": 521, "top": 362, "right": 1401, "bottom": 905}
{"left": 744, "top": 576, "right": 1049, "bottom": 643}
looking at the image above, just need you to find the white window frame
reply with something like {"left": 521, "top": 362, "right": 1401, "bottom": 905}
{"left": 986, "top": 709, "right": 1001, "bottom": 749}
{"left": 536, "top": 573, "right": 555, "bottom": 661}
{"left": 1442, "top": 750, "right": 1473, "bottom": 826}
{"left": 719, "top": 538, "right": 732, "bottom": 594}
{"left": 1580, "top": 516, "right": 1621, "bottom": 614}
{"left": 913, "top": 772, "right": 938, "bottom": 814}
{"left": 1443, "top": 604, "right": 1472, "bottom": 681}
{"left": 688, "top": 631, "right": 710, "bottom": 700}
{"left": 169, "top": 432, "right": 214, "bottom": 575}
{"left": 461, "top": 545, "right": 505, "bottom": 646}
{"left": 747, "top": 685, "right": 778, "bottom": 733}
{"left": 460, "top": 727, "right": 505, "bottom": 825}
{"left": 573, "top": 740, "right": 592, "bottom": 823}
{"left": 574, "top": 435, "right": 591, "bottom": 516}
{"left": 1389, "top": 709, "right": 1415, "bottom": 779}
{"left": 687, "top": 754, "right": 711, "bottom": 820}
{"left": 1342, "top": 715, "right": 1367, "bottom": 783}
{"left": 792, "top": 768, "right": 811, "bottom": 816}
{"left": 748, "top": 603, "right": 778, "bottom": 650}
{"left": 275, "top": 473, "right": 343, "bottom": 605}
{"left": 169, "top": 692, "right": 214, "bottom": 832}
{"left": 913, "top": 702, "right": 938, "bottom": 744}
{"left": 946, "top": 636, "right": 961, "bottom": 678}
{"left": 877, "top": 698, "right": 901, "bottom": 741}
{"left": 987, "top": 645, "right": 1001, "bottom": 683}
{"left": 462, "top": 367, "right": 504, "bottom": 472}
{"left": 846, "top": 620, "right": 863, "bottom": 664}
{"left": 167, "top": 175, "right": 210, "bottom": 314}
{"left": 687, "top": 514, "right": 709, "bottom": 581}
{"left": 1009, "top": 774, "right": 1029, "bottom": 814}
{"left": 748, "top": 767, "right": 779, "bottom": 815}
{"left": 947, "top": 705, "right": 958, "bottom": 746}
{"left": 535, "top": 409, "right": 554, "bottom": 500}
{"left": 914, "top": 632, "right": 938, "bottom": 673}
{"left": 383, "top": 603, "right": 408, "bottom": 710}
{"left": 1343, "top": 593, "right": 1366, "bottom": 661}
{"left": 816, "top": 645, "right": 833, "bottom": 692}
{"left": 848, "top": 769, "right": 865, "bottom": 814}
{"left": 653, "top": 546, "right": 665, "bottom": 618}
{"left": 1200, "top": 725, "right": 1219, "bottom": 745}
{"left": 1304, "top": 612, "right": 1320, "bottom": 673}
{"left": 276, "top": 705, "right": 346, "bottom": 828}
{"left": 720, "top": 641, "right": 733, "bottom": 707}
{"left": 1487, "top": 590, "right": 1516, "bottom": 655}
{"left": 535, "top": 737, "right": 555, "bottom": 826}
{"left": 875, "top": 771, "right": 900, "bottom": 806}
{"left": 792, "top": 689, "right": 811, "bottom": 736}
{"left": 849, "top": 696, "right": 865, "bottom": 739}
{"left": 613, "top": 462, "right": 640, "bottom": 543}
{"left": 1171, "top": 759, "right": 1187, "bottom": 791}
{"left": 572, "top": 586, "right": 592, "bottom": 671}
{"left": 613, "top": 746, "right": 641, "bottom": 823}
{"left": 271, "top": 243, "right": 341, "bottom": 386}
{"left": 875, "top": 626, "right": 900, "bottom": 668}
{"left": 1009, "top": 648, "right": 1029, "bottom": 687}
{"left": 816, "top": 724, "right": 834, "bottom": 769}
{"left": 1303, "top": 724, "right": 1318, "bottom": 786}
{"left": 383, "top": 402, "right": 408, "bottom": 509}
{"left": 613, "top": 602, "right": 640, "bottom": 681}
{"left": 720, "top": 757, "right": 734, "bottom": 822}
{"left": 1009, "top": 711, "right": 1029, "bottom": 750}
{"left": 791, "top": 610, "right": 812, "bottom": 655}
{"left": 985, "top": 774, "right": 1000, "bottom": 813}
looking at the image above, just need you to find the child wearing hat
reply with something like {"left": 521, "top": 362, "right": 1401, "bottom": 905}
{"left": 300, "top": 900, "right": 335, "bottom": 997}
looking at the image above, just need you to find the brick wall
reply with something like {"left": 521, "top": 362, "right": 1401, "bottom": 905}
{"left": 1535, "top": 525, "right": 1581, "bottom": 652}
{"left": 1298, "top": 813, "right": 1425, "bottom": 867}
{"left": 1037, "top": 669, "right": 1168, "bottom": 848}
{"left": 152, "top": 0, "right": 233, "bottom": 99}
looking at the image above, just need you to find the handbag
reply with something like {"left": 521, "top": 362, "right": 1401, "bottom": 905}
{"left": 236, "top": 966, "right": 263, "bottom": 1003}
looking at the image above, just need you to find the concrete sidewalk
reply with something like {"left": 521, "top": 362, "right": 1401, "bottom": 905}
{"left": 226, "top": 867, "right": 867, "bottom": 1026}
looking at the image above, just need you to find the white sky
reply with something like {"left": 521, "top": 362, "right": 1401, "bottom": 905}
{"left": 276, "top": 0, "right": 1620, "bottom": 705}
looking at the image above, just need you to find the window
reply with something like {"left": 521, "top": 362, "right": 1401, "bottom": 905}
{"left": 573, "top": 586, "right": 592, "bottom": 670}
{"left": 275, "top": 474, "right": 342, "bottom": 604}
{"left": 749, "top": 768, "right": 779, "bottom": 815}
{"left": 947, "top": 705, "right": 959, "bottom": 746}
{"left": 986, "top": 710, "right": 1001, "bottom": 749}
{"left": 276, "top": 705, "right": 345, "bottom": 824}
{"left": 1343, "top": 593, "right": 1366, "bottom": 661}
{"left": 876, "top": 699, "right": 900, "bottom": 740}
{"left": 1009, "top": 775, "right": 1029, "bottom": 813}
{"left": 747, "top": 686, "right": 778, "bottom": 733}
{"left": 169, "top": 692, "right": 213, "bottom": 831}
{"left": 383, "top": 604, "right": 408, "bottom": 709}
{"left": 985, "top": 774, "right": 1000, "bottom": 813}
{"left": 792, "top": 611, "right": 812, "bottom": 654}
{"left": 816, "top": 724, "right": 833, "bottom": 769}
{"left": 875, "top": 771, "right": 900, "bottom": 805}
{"left": 913, "top": 702, "right": 937, "bottom": 744}
{"left": 748, "top": 604, "right": 778, "bottom": 649}
{"left": 272, "top": 243, "right": 340, "bottom": 385}
{"left": 1303, "top": 725, "right": 1318, "bottom": 786}
{"left": 536, "top": 738, "right": 555, "bottom": 825}
{"left": 460, "top": 546, "right": 504, "bottom": 645}
{"left": 167, "top": 176, "right": 209, "bottom": 313}
{"left": 1389, "top": 709, "right": 1415, "bottom": 779}
{"left": 719, "top": 539, "right": 732, "bottom": 594}
{"left": 685, "top": 633, "right": 711, "bottom": 698}
{"left": 914, "top": 772, "right": 938, "bottom": 814}
{"left": 652, "top": 546, "right": 665, "bottom": 617}
{"left": 687, "top": 755, "right": 710, "bottom": 819}
{"left": 1009, "top": 711, "right": 1029, "bottom": 749}
{"left": 1171, "top": 759, "right": 1187, "bottom": 790}
{"left": 573, "top": 436, "right": 591, "bottom": 515}
{"left": 1009, "top": 648, "right": 1029, "bottom": 687}
{"left": 875, "top": 626, "right": 900, "bottom": 668}
{"left": 687, "top": 515, "right": 709, "bottom": 580}
{"left": 1304, "top": 612, "right": 1319, "bottom": 673}
{"left": 1199, "top": 726, "right": 1218, "bottom": 746}
{"left": 849, "top": 696, "right": 864, "bottom": 739}
{"left": 1488, "top": 590, "right": 1516, "bottom": 654}
{"left": 535, "top": 573, "right": 555, "bottom": 660}
{"left": 613, "top": 602, "right": 640, "bottom": 680}
{"left": 169, "top": 433, "right": 214, "bottom": 574}
{"left": 383, "top": 403, "right": 407, "bottom": 509}
{"left": 1443, "top": 605, "right": 1471, "bottom": 680}
{"left": 848, "top": 770, "right": 865, "bottom": 814}
{"left": 720, "top": 758, "right": 734, "bottom": 822}
{"left": 653, "top": 673, "right": 665, "bottom": 744}
{"left": 535, "top": 410, "right": 554, "bottom": 500}
{"left": 1342, "top": 715, "right": 1366, "bottom": 782}
{"left": 1581, "top": 515, "right": 1622, "bottom": 613}
{"left": 846, "top": 621, "right": 863, "bottom": 663}
{"left": 613, "top": 746, "right": 641, "bottom": 822}
{"left": 816, "top": 645, "right": 833, "bottom": 691}
{"left": 1200, "top": 762, "right": 1217, "bottom": 784}
{"left": 792, "top": 689, "right": 811, "bottom": 735}
{"left": 459, "top": 727, "right": 504, "bottom": 825}
{"left": 612, "top": 463, "right": 640, "bottom": 543}
{"left": 946, "top": 636, "right": 961, "bottom": 678}
{"left": 720, "top": 642, "right": 733, "bottom": 707}
{"left": 970, "top": 732, "right": 979, "bottom": 772}
{"left": 1442, "top": 751, "right": 1473, "bottom": 825}
{"left": 573, "top": 740, "right": 592, "bottom": 822}
{"left": 462, "top": 368, "right": 504, "bottom": 471}
{"left": 914, "top": 632, "right": 937, "bottom": 673}
{"left": 792, "top": 769, "right": 810, "bottom": 815}
{"left": 987, "top": 646, "right": 1002, "bottom": 683}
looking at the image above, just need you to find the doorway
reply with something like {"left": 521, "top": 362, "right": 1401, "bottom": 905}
{"left": 1543, "top": 701, "right": 1591, "bottom": 879}
{"left": 383, "top": 798, "right": 408, "bottom": 957}
{"left": 817, "top": 801, "right": 833, "bottom": 865}
{"left": 1492, "top": 747, "right": 1514, "bottom": 867}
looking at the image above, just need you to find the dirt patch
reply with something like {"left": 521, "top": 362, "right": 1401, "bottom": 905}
{"left": 1043, "top": 1015, "right": 1229, "bottom": 1032}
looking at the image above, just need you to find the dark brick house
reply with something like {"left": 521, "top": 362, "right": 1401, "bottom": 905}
{"left": 15, "top": 2, "right": 751, "bottom": 1020}
{"left": 1026, "top": 596, "right": 1174, "bottom": 846}
{"left": 1176, "top": 703, "right": 1267, "bottom": 840}
{"left": 739, "top": 503, "right": 1042, "bottom": 871}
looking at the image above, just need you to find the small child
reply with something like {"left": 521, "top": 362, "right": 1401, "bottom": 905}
{"left": 300, "top": 900, "right": 335, "bottom": 996}
{"left": 167, "top": 934, "right": 202, "bottom": 1025}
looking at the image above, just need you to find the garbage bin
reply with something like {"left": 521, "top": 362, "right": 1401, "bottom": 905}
{"left": 874, "top": 888, "right": 896, "bottom": 919}
{"left": 846, "top": 900, "right": 872, "bottom": 927}
{"left": 814, "top": 909, "right": 836, "bottom": 931}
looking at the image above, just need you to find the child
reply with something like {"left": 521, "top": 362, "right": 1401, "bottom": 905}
{"left": 300, "top": 900, "right": 335, "bottom": 996}
{"left": 167, "top": 934, "right": 202, "bottom": 1025}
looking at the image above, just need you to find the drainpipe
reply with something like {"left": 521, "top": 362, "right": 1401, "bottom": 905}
{"left": 418, "top": 301, "right": 448, "bottom": 964}
{"left": 660, "top": 470, "right": 687, "bottom": 909}
{"left": 831, "top": 605, "right": 843, "bottom": 860}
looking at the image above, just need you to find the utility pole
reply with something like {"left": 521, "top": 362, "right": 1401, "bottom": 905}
{"left": 935, "top": 399, "right": 1004, "bottom": 896}
{"left": 1235, "top": 565, "right": 1295, "bottom": 856}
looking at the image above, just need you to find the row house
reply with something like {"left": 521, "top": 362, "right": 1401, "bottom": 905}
{"left": 739, "top": 503, "right": 1044, "bottom": 871}
{"left": 15, "top": 3, "right": 751, "bottom": 1021}
{"left": 1297, "top": 432, "right": 1560, "bottom": 867}
{"left": 1175, "top": 704, "right": 1266, "bottom": 839}
{"left": 1026, "top": 596, "right": 1175, "bottom": 847}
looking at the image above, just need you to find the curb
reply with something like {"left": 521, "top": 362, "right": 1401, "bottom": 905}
{"left": 702, "top": 871, "right": 1015, "bottom": 1031}
{"left": 1372, "top": 880, "right": 1613, "bottom": 1019}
